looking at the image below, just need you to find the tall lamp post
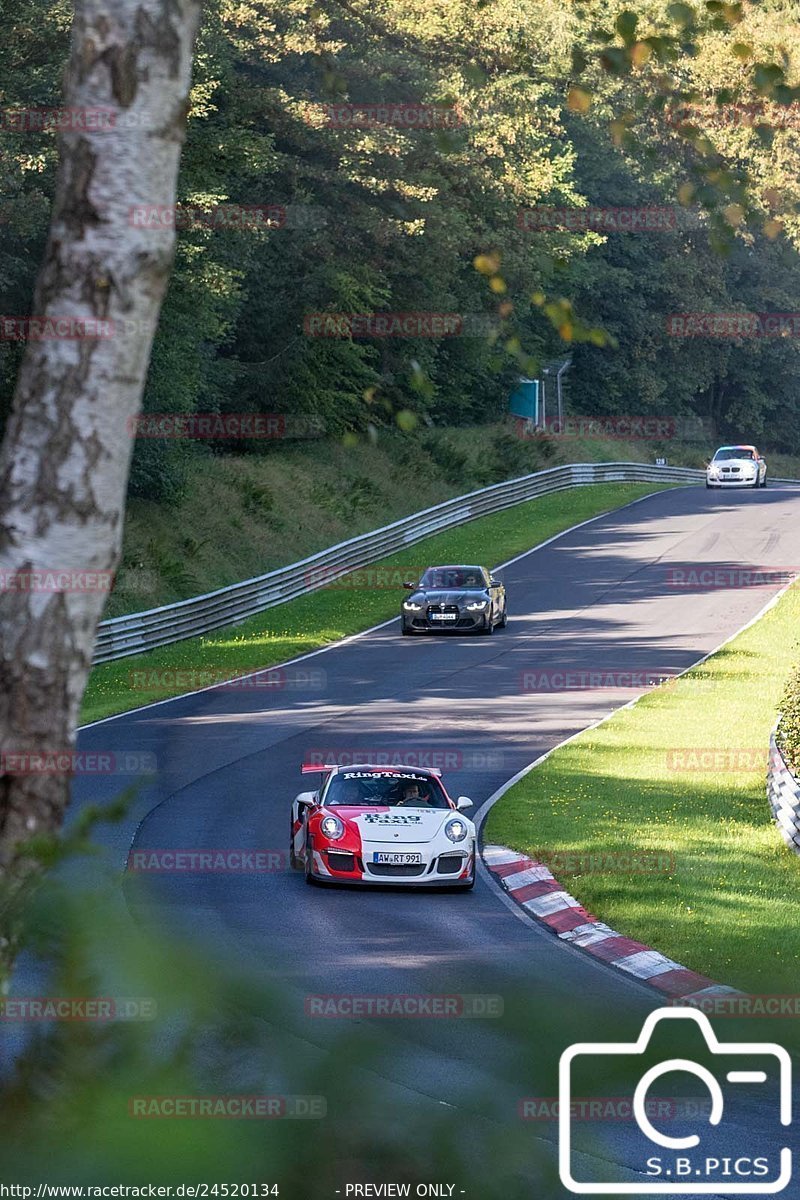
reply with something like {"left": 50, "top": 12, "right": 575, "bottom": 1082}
{"left": 541, "top": 356, "right": 572, "bottom": 432}
{"left": 555, "top": 356, "right": 572, "bottom": 432}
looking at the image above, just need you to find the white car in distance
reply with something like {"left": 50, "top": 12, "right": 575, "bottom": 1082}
{"left": 706, "top": 444, "right": 767, "bottom": 489}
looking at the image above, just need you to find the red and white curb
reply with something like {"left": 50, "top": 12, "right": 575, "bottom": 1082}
{"left": 483, "top": 844, "right": 741, "bottom": 1004}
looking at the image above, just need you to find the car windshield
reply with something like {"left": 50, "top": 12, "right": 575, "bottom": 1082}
{"left": 419, "top": 566, "right": 485, "bottom": 589}
{"left": 713, "top": 448, "right": 756, "bottom": 461}
{"left": 324, "top": 771, "right": 451, "bottom": 808}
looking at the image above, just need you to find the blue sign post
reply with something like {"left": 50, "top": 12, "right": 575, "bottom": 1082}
{"left": 509, "top": 378, "right": 539, "bottom": 424}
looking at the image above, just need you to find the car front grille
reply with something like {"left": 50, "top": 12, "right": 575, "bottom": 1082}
{"left": 412, "top": 604, "right": 483, "bottom": 630}
{"left": 367, "top": 863, "right": 427, "bottom": 878}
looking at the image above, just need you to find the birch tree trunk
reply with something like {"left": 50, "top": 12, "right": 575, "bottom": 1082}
{"left": 0, "top": 0, "right": 202, "bottom": 944}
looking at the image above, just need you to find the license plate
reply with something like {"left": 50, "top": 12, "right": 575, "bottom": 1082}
{"left": 373, "top": 852, "right": 423, "bottom": 865}
{"left": 430, "top": 613, "right": 456, "bottom": 621}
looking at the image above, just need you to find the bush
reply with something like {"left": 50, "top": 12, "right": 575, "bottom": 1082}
{"left": 421, "top": 433, "right": 470, "bottom": 485}
{"left": 127, "top": 438, "right": 193, "bottom": 504}
{"left": 777, "top": 660, "right": 800, "bottom": 777}
{"left": 488, "top": 429, "right": 556, "bottom": 479}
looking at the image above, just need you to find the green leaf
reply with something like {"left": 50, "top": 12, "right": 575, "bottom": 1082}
{"left": 667, "top": 2, "right": 696, "bottom": 28}
{"left": 615, "top": 11, "right": 638, "bottom": 44}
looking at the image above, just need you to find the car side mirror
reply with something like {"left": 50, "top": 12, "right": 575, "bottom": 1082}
{"left": 403, "top": 581, "right": 417, "bottom": 590}
{"left": 456, "top": 796, "right": 473, "bottom": 810}
{"left": 297, "top": 792, "right": 316, "bottom": 808}
{"left": 489, "top": 577, "right": 500, "bottom": 587}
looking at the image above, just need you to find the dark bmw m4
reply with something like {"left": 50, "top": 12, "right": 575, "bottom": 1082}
{"left": 400, "top": 564, "right": 507, "bottom": 636}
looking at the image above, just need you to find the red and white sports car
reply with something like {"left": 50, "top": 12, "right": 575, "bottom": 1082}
{"left": 290, "top": 764, "right": 476, "bottom": 889}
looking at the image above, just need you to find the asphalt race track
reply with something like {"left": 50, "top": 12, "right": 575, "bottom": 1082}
{"left": 38, "top": 484, "right": 800, "bottom": 1193}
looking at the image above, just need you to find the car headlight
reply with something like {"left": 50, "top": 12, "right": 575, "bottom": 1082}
{"left": 466, "top": 600, "right": 489, "bottom": 611}
{"left": 445, "top": 818, "right": 469, "bottom": 843}
{"left": 320, "top": 814, "right": 344, "bottom": 840}
{"left": 403, "top": 601, "right": 423, "bottom": 611}
{"left": 707, "top": 467, "right": 719, "bottom": 477}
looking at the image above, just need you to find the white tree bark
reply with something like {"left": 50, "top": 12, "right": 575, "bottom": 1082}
{"left": 0, "top": 0, "right": 202, "bottom": 924}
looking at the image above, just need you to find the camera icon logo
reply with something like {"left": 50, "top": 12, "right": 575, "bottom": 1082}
{"left": 559, "top": 1007, "right": 791, "bottom": 1194}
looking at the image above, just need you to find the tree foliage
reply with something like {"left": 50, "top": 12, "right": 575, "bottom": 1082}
{"left": 3, "top": 0, "right": 800, "bottom": 503}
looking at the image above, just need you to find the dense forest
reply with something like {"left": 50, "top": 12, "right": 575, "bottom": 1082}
{"left": 2, "top": 0, "right": 800, "bottom": 501}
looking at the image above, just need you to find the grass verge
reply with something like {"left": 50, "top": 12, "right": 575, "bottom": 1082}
{"left": 82, "top": 481, "right": 667, "bottom": 724}
{"left": 485, "top": 580, "right": 800, "bottom": 995}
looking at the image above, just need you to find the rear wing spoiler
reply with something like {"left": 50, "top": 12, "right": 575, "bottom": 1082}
{"left": 301, "top": 762, "right": 442, "bottom": 777}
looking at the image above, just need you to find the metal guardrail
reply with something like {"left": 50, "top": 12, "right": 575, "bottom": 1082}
{"left": 768, "top": 732, "right": 800, "bottom": 855}
{"left": 95, "top": 459, "right": 798, "bottom": 664}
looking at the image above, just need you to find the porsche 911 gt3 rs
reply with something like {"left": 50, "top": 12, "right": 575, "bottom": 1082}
{"left": 290, "top": 764, "right": 476, "bottom": 888}
{"left": 400, "top": 564, "right": 507, "bottom": 635}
